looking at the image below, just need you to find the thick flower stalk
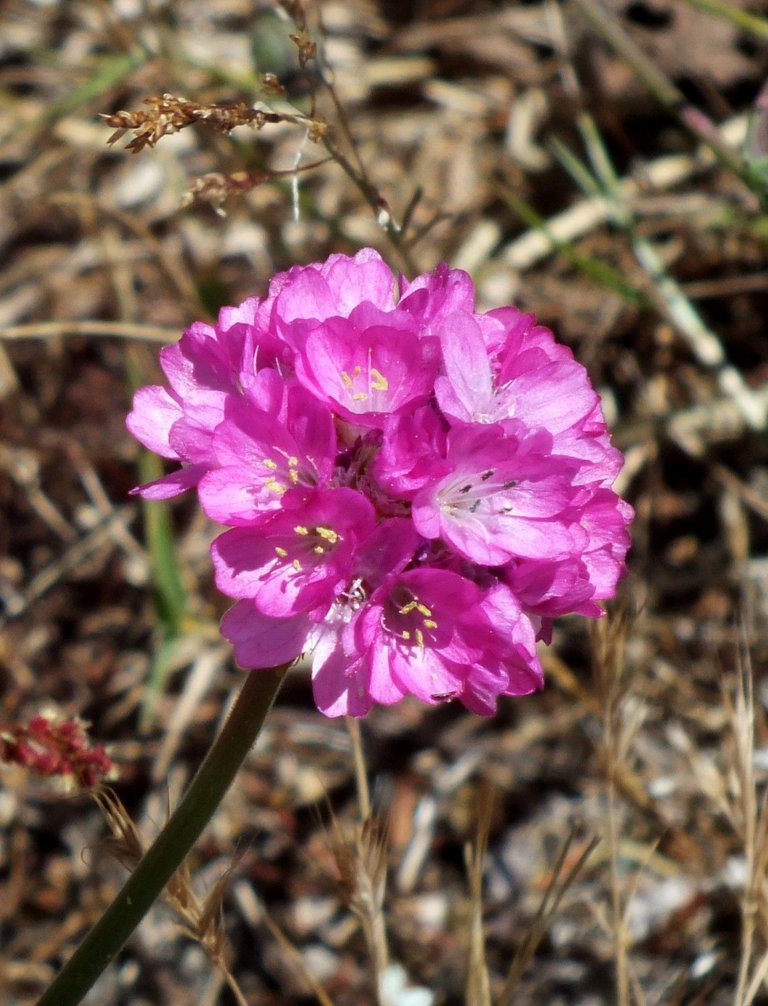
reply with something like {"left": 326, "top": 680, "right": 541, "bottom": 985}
{"left": 128, "top": 250, "right": 632, "bottom": 716}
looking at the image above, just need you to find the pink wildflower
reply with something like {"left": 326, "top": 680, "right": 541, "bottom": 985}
{"left": 128, "top": 249, "right": 633, "bottom": 717}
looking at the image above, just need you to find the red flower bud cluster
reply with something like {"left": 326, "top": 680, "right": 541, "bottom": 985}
{"left": 0, "top": 714, "right": 113, "bottom": 789}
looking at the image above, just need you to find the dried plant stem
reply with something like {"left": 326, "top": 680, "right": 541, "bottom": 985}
{"left": 308, "top": 36, "right": 419, "bottom": 276}
{"left": 36, "top": 666, "right": 288, "bottom": 1006}
{"left": 346, "top": 716, "right": 371, "bottom": 820}
{"left": 464, "top": 788, "right": 494, "bottom": 1006}
{"left": 321, "top": 133, "right": 419, "bottom": 277}
{"left": 591, "top": 615, "right": 634, "bottom": 1006}
{"left": 606, "top": 753, "right": 630, "bottom": 1006}
{"left": 343, "top": 720, "right": 389, "bottom": 993}
{"left": 0, "top": 321, "right": 178, "bottom": 344}
{"left": 259, "top": 904, "right": 337, "bottom": 1006}
{"left": 498, "top": 827, "right": 600, "bottom": 1005}
{"left": 726, "top": 654, "right": 768, "bottom": 1006}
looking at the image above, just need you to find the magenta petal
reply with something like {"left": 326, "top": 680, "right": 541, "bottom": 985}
{"left": 323, "top": 248, "right": 396, "bottom": 314}
{"left": 126, "top": 386, "right": 182, "bottom": 459}
{"left": 367, "top": 643, "right": 409, "bottom": 706}
{"left": 275, "top": 270, "right": 336, "bottom": 326}
{"left": 198, "top": 466, "right": 275, "bottom": 525}
{"left": 310, "top": 626, "right": 373, "bottom": 717}
{"left": 434, "top": 312, "right": 492, "bottom": 421}
{"left": 220, "top": 601, "right": 308, "bottom": 667}
{"left": 131, "top": 464, "right": 207, "bottom": 500}
{"left": 505, "top": 362, "right": 598, "bottom": 433}
{"left": 295, "top": 316, "right": 438, "bottom": 425}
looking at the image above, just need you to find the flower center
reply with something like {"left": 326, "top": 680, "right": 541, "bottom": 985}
{"left": 261, "top": 451, "right": 302, "bottom": 495}
{"left": 386, "top": 589, "right": 439, "bottom": 649}
{"left": 274, "top": 523, "right": 342, "bottom": 570}
{"left": 340, "top": 364, "right": 389, "bottom": 403}
{"left": 440, "top": 467, "right": 518, "bottom": 518}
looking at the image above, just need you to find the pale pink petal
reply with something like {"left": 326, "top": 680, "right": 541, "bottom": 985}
{"left": 131, "top": 464, "right": 208, "bottom": 500}
{"left": 220, "top": 601, "right": 309, "bottom": 668}
{"left": 126, "top": 386, "right": 182, "bottom": 458}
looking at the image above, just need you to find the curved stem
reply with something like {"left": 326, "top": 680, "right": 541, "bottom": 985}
{"left": 37, "top": 666, "right": 288, "bottom": 1006}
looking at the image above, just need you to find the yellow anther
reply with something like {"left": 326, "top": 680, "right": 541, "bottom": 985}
{"left": 265, "top": 477, "right": 285, "bottom": 495}
{"left": 275, "top": 546, "right": 288, "bottom": 558}
{"left": 340, "top": 370, "right": 353, "bottom": 388}
{"left": 316, "top": 526, "right": 340, "bottom": 544}
{"left": 414, "top": 628, "right": 425, "bottom": 648}
{"left": 416, "top": 602, "right": 432, "bottom": 617}
{"left": 423, "top": 618, "right": 438, "bottom": 629}
{"left": 398, "top": 600, "right": 418, "bottom": 615}
{"left": 292, "top": 559, "right": 301, "bottom": 571}
{"left": 313, "top": 545, "right": 325, "bottom": 554}
{"left": 263, "top": 458, "right": 278, "bottom": 470}
{"left": 370, "top": 368, "right": 388, "bottom": 391}
{"left": 294, "top": 525, "right": 309, "bottom": 536}
{"left": 352, "top": 392, "right": 369, "bottom": 402}
{"left": 288, "top": 456, "right": 298, "bottom": 467}
{"left": 289, "top": 469, "right": 299, "bottom": 484}
{"left": 401, "top": 629, "right": 411, "bottom": 640}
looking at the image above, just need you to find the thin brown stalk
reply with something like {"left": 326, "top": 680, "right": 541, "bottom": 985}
{"left": 591, "top": 613, "right": 635, "bottom": 1006}
{"left": 497, "top": 827, "right": 600, "bottom": 1005}
{"left": 464, "top": 785, "right": 494, "bottom": 1006}
{"left": 725, "top": 647, "right": 764, "bottom": 1006}
{"left": 346, "top": 716, "right": 371, "bottom": 821}
{"left": 329, "top": 813, "right": 390, "bottom": 1001}
{"left": 0, "top": 321, "right": 178, "bottom": 344}
{"left": 259, "top": 905, "right": 337, "bottom": 1006}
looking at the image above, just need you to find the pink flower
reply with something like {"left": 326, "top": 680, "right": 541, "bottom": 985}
{"left": 212, "top": 487, "right": 376, "bottom": 615}
{"left": 293, "top": 307, "right": 440, "bottom": 426}
{"left": 128, "top": 249, "right": 633, "bottom": 717}
{"left": 358, "top": 569, "right": 544, "bottom": 715}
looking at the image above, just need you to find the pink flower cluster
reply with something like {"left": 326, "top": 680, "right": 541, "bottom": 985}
{"left": 128, "top": 250, "right": 632, "bottom": 717}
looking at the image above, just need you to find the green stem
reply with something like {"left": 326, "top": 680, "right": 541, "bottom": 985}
{"left": 37, "top": 666, "right": 288, "bottom": 1006}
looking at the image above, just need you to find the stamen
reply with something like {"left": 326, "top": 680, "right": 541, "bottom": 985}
{"left": 315, "top": 526, "right": 340, "bottom": 544}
